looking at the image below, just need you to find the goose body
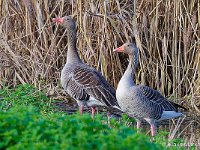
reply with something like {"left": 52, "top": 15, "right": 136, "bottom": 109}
{"left": 53, "top": 16, "right": 120, "bottom": 117}
{"left": 114, "top": 43, "right": 185, "bottom": 136}
{"left": 61, "top": 62, "right": 119, "bottom": 109}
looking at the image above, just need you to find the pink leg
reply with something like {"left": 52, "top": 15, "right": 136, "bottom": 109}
{"left": 107, "top": 112, "right": 111, "bottom": 126}
{"left": 137, "top": 121, "right": 141, "bottom": 129}
{"left": 91, "top": 107, "right": 96, "bottom": 119}
{"left": 150, "top": 123, "right": 156, "bottom": 136}
{"left": 79, "top": 105, "right": 83, "bottom": 115}
{"left": 136, "top": 120, "right": 141, "bottom": 133}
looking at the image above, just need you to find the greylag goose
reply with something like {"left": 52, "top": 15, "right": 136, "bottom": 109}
{"left": 52, "top": 16, "right": 120, "bottom": 118}
{"left": 113, "top": 43, "right": 186, "bottom": 136}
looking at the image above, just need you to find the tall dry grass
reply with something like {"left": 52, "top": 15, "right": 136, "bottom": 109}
{"left": 0, "top": 0, "right": 199, "bottom": 112}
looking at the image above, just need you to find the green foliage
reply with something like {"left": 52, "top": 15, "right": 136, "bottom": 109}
{"left": 0, "top": 84, "right": 53, "bottom": 114}
{"left": 0, "top": 105, "right": 162, "bottom": 150}
{"left": 0, "top": 85, "right": 185, "bottom": 149}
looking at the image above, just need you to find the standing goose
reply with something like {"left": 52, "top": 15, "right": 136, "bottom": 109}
{"left": 113, "top": 43, "right": 186, "bottom": 136}
{"left": 52, "top": 16, "right": 120, "bottom": 118}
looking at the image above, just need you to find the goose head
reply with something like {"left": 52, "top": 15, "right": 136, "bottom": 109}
{"left": 113, "top": 43, "right": 138, "bottom": 57}
{"left": 52, "top": 16, "right": 76, "bottom": 31}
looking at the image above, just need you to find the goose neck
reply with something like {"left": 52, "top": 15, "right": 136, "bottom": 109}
{"left": 119, "top": 54, "right": 138, "bottom": 87}
{"left": 66, "top": 28, "right": 81, "bottom": 64}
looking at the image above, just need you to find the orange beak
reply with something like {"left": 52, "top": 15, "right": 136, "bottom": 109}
{"left": 52, "top": 17, "right": 64, "bottom": 24}
{"left": 113, "top": 45, "right": 125, "bottom": 52}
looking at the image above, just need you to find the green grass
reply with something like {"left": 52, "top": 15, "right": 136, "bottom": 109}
{"left": 0, "top": 84, "right": 186, "bottom": 150}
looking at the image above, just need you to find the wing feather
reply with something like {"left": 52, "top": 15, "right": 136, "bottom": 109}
{"left": 70, "top": 66, "right": 119, "bottom": 107}
{"left": 138, "top": 85, "right": 183, "bottom": 111}
{"left": 66, "top": 78, "right": 89, "bottom": 101}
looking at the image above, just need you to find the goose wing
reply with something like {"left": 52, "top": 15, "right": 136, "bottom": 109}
{"left": 65, "top": 76, "right": 90, "bottom": 101}
{"left": 67, "top": 65, "right": 119, "bottom": 107}
{"left": 138, "top": 85, "right": 185, "bottom": 111}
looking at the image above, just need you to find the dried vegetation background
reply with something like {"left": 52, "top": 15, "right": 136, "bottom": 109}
{"left": 0, "top": 0, "right": 199, "bottom": 113}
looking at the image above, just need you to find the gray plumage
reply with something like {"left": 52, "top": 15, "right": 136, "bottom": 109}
{"left": 61, "top": 63, "right": 119, "bottom": 108}
{"left": 53, "top": 16, "right": 120, "bottom": 114}
{"left": 114, "top": 43, "right": 185, "bottom": 136}
{"left": 118, "top": 84, "right": 183, "bottom": 120}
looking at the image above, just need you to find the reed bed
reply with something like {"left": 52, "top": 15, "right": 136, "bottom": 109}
{"left": 0, "top": 0, "right": 199, "bottom": 110}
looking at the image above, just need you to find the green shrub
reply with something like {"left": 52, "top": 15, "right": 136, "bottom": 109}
{"left": 0, "top": 104, "right": 163, "bottom": 150}
{"left": 0, "top": 84, "right": 53, "bottom": 113}
{"left": 0, "top": 85, "right": 184, "bottom": 149}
